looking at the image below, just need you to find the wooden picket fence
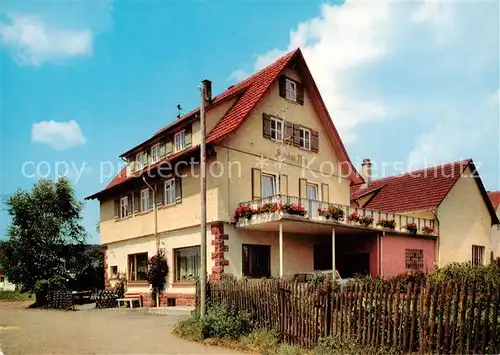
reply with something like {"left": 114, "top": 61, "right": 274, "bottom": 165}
{"left": 198, "top": 279, "right": 500, "bottom": 354}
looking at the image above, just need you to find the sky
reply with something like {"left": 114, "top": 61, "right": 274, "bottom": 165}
{"left": 1, "top": 0, "right": 499, "bottom": 244}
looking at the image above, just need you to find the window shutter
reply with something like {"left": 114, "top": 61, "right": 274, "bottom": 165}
{"left": 252, "top": 168, "right": 262, "bottom": 200}
{"left": 156, "top": 183, "right": 164, "bottom": 206}
{"left": 311, "top": 130, "right": 319, "bottom": 153}
{"left": 159, "top": 139, "right": 166, "bottom": 159}
{"left": 114, "top": 200, "right": 120, "bottom": 218}
{"left": 149, "top": 190, "right": 154, "bottom": 210}
{"left": 284, "top": 121, "right": 293, "bottom": 143}
{"left": 127, "top": 195, "right": 132, "bottom": 215}
{"left": 280, "top": 174, "right": 288, "bottom": 195}
{"left": 299, "top": 178, "right": 307, "bottom": 199}
{"left": 293, "top": 124, "right": 301, "bottom": 147}
{"left": 184, "top": 126, "right": 192, "bottom": 148}
{"left": 278, "top": 76, "right": 286, "bottom": 98}
{"left": 175, "top": 177, "right": 182, "bottom": 203}
{"left": 165, "top": 138, "right": 173, "bottom": 156}
{"left": 297, "top": 82, "right": 305, "bottom": 105}
{"left": 321, "top": 183, "right": 329, "bottom": 203}
{"left": 262, "top": 113, "right": 271, "bottom": 139}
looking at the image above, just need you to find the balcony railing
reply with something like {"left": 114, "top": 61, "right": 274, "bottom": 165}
{"left": 236, "top": 194, "right": 437, "bottom": 236}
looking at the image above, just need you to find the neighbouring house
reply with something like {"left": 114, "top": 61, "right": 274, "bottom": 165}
{"left": 488, "top": 191, "right": 500, "bottom": 260}
{"left": 351, "top": 159, "right": 499, "bottom": 272}
{"left": 87, "top": 48, "right": 447, "bottom": 306}
{"left": 0, "top": 270, "right": 16, "bottom": 291}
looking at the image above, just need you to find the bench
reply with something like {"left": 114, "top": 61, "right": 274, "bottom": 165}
{"left": 117, "top": 293, "right": 143, "bottom": 308}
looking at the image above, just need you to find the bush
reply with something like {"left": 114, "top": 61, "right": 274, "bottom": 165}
{"left": 146, "top": 249, "right": 169, "bottom": 305}
{"left": 172, "top": 312, "right": 204, "bottom": 341}
{"left": 315, "top": 336, "right": 398, "bottom": 355}
{"left": 201, "top": 304, "right": 254, "bottom": 339}
{"left": 243, "top": 329, "right": 280, "bottom": 354}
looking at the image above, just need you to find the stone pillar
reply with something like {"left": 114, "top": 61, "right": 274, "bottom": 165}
{"left": 210, "top": 222, "right": 229, "bottom": 281}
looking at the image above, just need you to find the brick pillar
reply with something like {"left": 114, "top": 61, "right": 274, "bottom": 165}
{"left": 103, "top": 245, "right": 111, "bottom": 289}
{"left": 210, "top": 222, "right": 229, "bottom": 281}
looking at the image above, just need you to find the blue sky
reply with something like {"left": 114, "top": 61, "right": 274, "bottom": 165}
{"left": 1, "top": 1, "right": 499, "bottom": 244}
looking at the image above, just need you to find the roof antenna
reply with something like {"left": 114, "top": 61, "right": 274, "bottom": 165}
{"left": 176, "top": 103, "right": 183, "bottom": 119}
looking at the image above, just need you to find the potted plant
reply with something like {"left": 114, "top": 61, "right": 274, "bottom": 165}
{"left": 404, "top": 222, "right": 418, "bottom": 235}
{"left": 327, "top": 206, "right": 345, "bottom": 221}
{"left": 359, "top": 215, "right": 374, "bottom": 227}
{"left": 234, "top": 205, "right": 255, "bottom": 222}
{"left": 376, "top": 218, "right": 396, "bottom": 230}
{"left": 318, "top": 208, "right": 328, "bottom": 220}
{"left": 283, "top": 203, "right": 307, "bottom": 216}
{"left": 347, "top": 212, "right": 360, "bottom": 223}
{"left": 422, "top": 225, "right": 434, "bottom": 235}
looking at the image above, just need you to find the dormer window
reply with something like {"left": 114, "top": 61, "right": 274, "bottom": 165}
{"left": 150, "top": 144, "right": 159, "bottom": 163}
{"left": 136, "top": 152, "right": 145, "bottom": 170}
{"left": 174, "top": 130, "right": 185, "bottom": 153}
{"left": 285, "top": 79, "right": 297, "bottom": 101}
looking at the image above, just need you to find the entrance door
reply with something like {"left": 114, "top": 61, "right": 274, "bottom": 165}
{"left": 343, "top": 253, "right": 370, "bottom": 277}
{"left": 313, "top": 244, "right": 332, "bottom": 271}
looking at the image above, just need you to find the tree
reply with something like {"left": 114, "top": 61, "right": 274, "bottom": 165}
{"left": 146, "top": 249, "right": 169, "bottom": 306}
{"left": 2, "top": 178, "right": 87, "bottom": 291}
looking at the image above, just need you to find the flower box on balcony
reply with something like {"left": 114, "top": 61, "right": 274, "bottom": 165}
{"left": 376, "top": 219, "right": 396, "bottom": 230}
{"left": 404, "top": 222, "right": 418, "bottom": 235}
{"left": 318, "top": 206, "right": 344, "bottom": 221}
{"left": 422, "top": 225, "right": 434, "bottom": 235}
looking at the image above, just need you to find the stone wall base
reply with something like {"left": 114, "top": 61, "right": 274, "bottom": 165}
{"left": 138, "top": 292, "right": 195, "bottom": 307}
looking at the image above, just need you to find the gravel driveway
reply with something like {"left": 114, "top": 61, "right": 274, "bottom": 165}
{"left": 0, "top": 302, "right": 243, "bottom": 355}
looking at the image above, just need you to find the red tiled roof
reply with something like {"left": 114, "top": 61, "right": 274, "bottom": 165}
{"left": 488, "top": 191, "right": 500, "bottom": 211}
{"left": 88, "top": 48, "right": 362, "bottom": 199}
{"left": 350, "top": 159, "right": 472, "bottom": 213}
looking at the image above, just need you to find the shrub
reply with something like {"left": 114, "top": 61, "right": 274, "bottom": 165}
{"left": 201, "top": 304, "right": 254, "bottom": 339}
{"left": 146, "top": 249, "right": 169, "bottom": 305}
{"left": 243, "top": 329, "right": 280, "bottom": 354}
{"left": 113, "top": 273, "right": 127, "bottom": 297}
{"left": 315, "top": 336, "right": 398, "bottom": 355}
{"left": 173, "top": 312, "right": 204, "bottom": 341}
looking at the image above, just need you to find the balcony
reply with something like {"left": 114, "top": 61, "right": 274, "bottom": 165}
{"left": 235, "top": 194, "right": 437, "bottom": 237}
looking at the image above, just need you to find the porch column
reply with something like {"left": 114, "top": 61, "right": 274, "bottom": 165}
{"left": 279, "top": 222, "right": 283, "bottom": 277}
{"left": 332, "top": 227, "right": 336, "bottom": 281}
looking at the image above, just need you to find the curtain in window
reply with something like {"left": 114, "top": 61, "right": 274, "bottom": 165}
{"left": 261, "top": 175, "right": 275, "bottom": 198}
{"left": 175, "top": 247, "right": 201, "bottom": 281}
{"left": 306, "top": 184, "right": 318, "bottom": 200}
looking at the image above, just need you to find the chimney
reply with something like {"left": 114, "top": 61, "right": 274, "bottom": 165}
{"left": 361, "top": 158, "right": 372, "bottom": 187}
{"left": 202, "top": 79, "right": 212, "bottom": 103}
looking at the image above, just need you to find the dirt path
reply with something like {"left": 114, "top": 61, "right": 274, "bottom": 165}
{"left": 0, "top": 302, "right": 244, "bottom": 354}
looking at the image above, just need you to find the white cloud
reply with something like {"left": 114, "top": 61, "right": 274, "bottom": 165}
{"left": 31, "top": 120, "right": 87, "bottom": 150}
{"left": 227, "top": 69, "right": 248, "bottom": 82}
{"left": 234, "top": 0, "right": 498, "bottom": 173}
{"left": 0, "top": 14, "right": 92, "bottom": 65}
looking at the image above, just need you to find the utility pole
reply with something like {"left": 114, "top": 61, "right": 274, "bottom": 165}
{"left": 199, "top": 80, "right": 208, "bottom": 318}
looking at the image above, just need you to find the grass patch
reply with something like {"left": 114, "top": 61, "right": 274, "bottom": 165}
{"left": 0, "top": 290, "right": 32, "bottom": 302}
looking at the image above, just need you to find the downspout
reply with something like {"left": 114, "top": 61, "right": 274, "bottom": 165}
{"left": 142, "top": 176, "right": 159, "bottom": 308}
{"left": 380, "top": 232, "right": 385, "bottom": 277}
{"left": 431, "top": 208, "right": 440, "bottom": 269}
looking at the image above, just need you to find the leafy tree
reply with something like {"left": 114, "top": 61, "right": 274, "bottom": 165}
{"left": 146, "top": 248, "right": 169, "bottom": 305}
{"left": 1, "top": 178, "right": 87, "bottom": 291}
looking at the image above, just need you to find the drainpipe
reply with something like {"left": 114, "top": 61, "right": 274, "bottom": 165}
{"left": 380, "top": 232, "right": 385, "bottom": 277}
{"left": 143, "top": 176, "right": 159, "bottom": 308}
{"left": 431, "top": 208, "right": 440, "bottom": 268}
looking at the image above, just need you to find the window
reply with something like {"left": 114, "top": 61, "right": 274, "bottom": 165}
{"left": 174, "top": 130, "right": 185, "bottom": 152}
{"left": 136, "top": 152, "right": 144, "bottom": 170}
{"left": 150, "top": 144, "right": 159, "bottom": 163}
{"left": 120, "top": 196, "right": 129, "bottom": 218}
{"left": 261, "top": 173, "right": 276, "bottom": 198}
{"left": 243, "top": 244, "right": 271, "bottom": 278}
{"left": 405, "top": 249, "right": 424, "bottom": 269}
{"left": 270, "top": 118, "right": 283, "bottom": 141}
{"left": 306, "top": 183, "right": 318, "bottom": 200}
{"left": 285, "top": 78, "right": 297, "bottom": 101}
{"left": 299, "top": 128, "right": 311, "bottom": 150}
{"left": 0, "top": 277, "right": 4, "bottom": 283}
{"left": 141, "top": 188, "right": 150, "bottom": 212}
{"left": 165, "top": 179, "right": 176, "bottom": 205}
{"left": 175, "top": 246, "right": 201, "bottom": 282}
{"left": 110, "top": 266, "right": 118, "bottom": 279}
{"left": 472, "top": 245, "right": 485, "bottom": 266}
{"left": 128, "top": 253, "right": 148, "bottom": 282}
